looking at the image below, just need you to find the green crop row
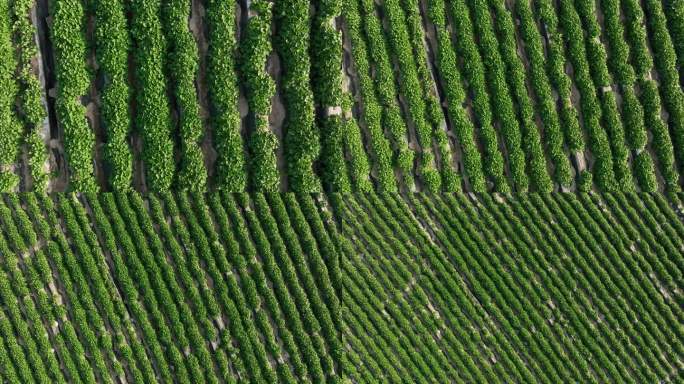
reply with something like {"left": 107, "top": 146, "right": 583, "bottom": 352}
{"left": 402, "top": 0, "right": 460, "bottom": 191}
{"left": 94, "top": 0, "right": 133, "bottom": 191}
{"left": 621, "top": 0, "right": 680, "bottom": 190}
{"left": 129, "top": 0, "right": 174, "bottom": 191}
{"left": 51, "top": 0, "right": 97, "bottom": 192}
{"left": 11, "top": 0, "right": 49, "bottom": 191}
{"left": 466, "top": 0, "right": 528, "bottom": 191}
{"left": 162, "top": 0, "right": 206, "bottom": 191}
{"left": 0, "top": 3, "right": 21, "bottom": 191}
{"left": 274, "top": 0, "right": 320, "bottom": 192}
{"left": 553, "top": 0, "right": 616, "bottom": 190}
{"left": 381, "top": 0, "right": 441, "bottom": 191}
{"left": 356, "top": 0, "right": 415, "bottom": 189}
{"left": 206, "top": 0, "right": 246, "bottom": 191}
{"left": 311, "top": 0, "right": 353, "bottom": 193}
{"left": 491, "top": 0, "right": 552, "bottom": 192}
{"left": 241, "top": 1, "right": 279, "bottom": 192}
{"left": 642, "top": 0, "right": 684, "bottom": 178}
{"left": 426, "top": 0, "right": 485, "bottom": 191}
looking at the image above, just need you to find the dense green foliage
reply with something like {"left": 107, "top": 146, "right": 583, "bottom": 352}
{"left": 4, "top": 0, "right": 684, "bottom": 192}
{"left": 0, "top": 193, "right": 342, "bottom": 382}
{"left": 336, "top": 192, "right": 684, "bottom": 383}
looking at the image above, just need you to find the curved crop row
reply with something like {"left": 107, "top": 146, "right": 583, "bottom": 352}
{"left": 426, "top": 0, "right": 485, "bottom": 192}
{"left": 311, "top": 0, "right": 351, "bottom": 192}
{"left": 514, "top": 0, "right": 573, "bottom": 188}
{"left": 205, "top": 0, "right": 245, "bottom": 191}
{"left": 445, "top": 0, "right": 509, "bottom": 192}
{"left": 161, "top": 0, "right": 207, "bottom": 191}
{"left": 129, "top": 0, "right": 174, "bottom": 191}
{"left": 241, "top": 1, "right": 279, "bottom": 192}
{"left": 380, "top": 0, "right": 441, "bottom": 191}
{"left": 51, "top": 0, "right": 97, "bottom": 192}
{"left": 11, "top": 0, "right": 49, "bottom": 191}
{"left": 274, "top": 0, "right": 320, "bottom": 192}
{"left": 0, "top": 4, "right": 21, "bottom": 191}
{"left": 341, "top": 0, "right": 396, "bottom": 191}
{"left": 94, "top": 0, "right": 133, "bottom": 191}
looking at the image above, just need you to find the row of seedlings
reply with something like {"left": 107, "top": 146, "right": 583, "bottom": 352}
{"left": 161, "top": 192, "right": 261, "bottom": 382}
{"left": 57, "top": 196, "right": 152, "bottom": 382}
{"left": 533, "top": 0, "right": 589, "bottom": 189}
{"left": 129, "top": 0, "right": 174, "bottom": 191}
{"left": 488, "top": 0, "right": 552, "bottom": 192}
{"left": 379, "top": 0, "right": 442, "bottom": 191}
{"left": 513, "top": 0, "right": 574, "bottom": 189}
{"left": 402, "top": 0, "right": 461, "bottom": 191}
{"left": 0, "top": 4, "right": 21, "bottom": 191}
{"left": 551, "top": 0, "right": 616, "bottom": 190}
{"left": 187, "top": 192, "right": 278, "bottom": 382}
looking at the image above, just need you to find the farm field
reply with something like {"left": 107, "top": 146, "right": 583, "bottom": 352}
{"left": 0, "top": 0, "right": 682, "bottom": 192}
{"left": 0, "top": 192, "right": 682, "bottom": 382}
{"left": 333, "top": 192, "right": 684, "bottom": 383}
{"left": 0, "top": 193, "right": 342, "bottom": 383}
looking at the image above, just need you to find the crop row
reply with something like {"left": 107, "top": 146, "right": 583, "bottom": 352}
{"left": 161, "top": 0, "right": 207, "bottom": 190}
{"left": 13, "top": 0, "right": 49, "bottom": 191}
{"left": 94, "top": 0, "right": 133, "bottom": 191}
{"left": 51, "top": 0, "right": 97, "bottom": 192}
{"left": 0, "top": 2, "right": 21, "bottom": 191}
